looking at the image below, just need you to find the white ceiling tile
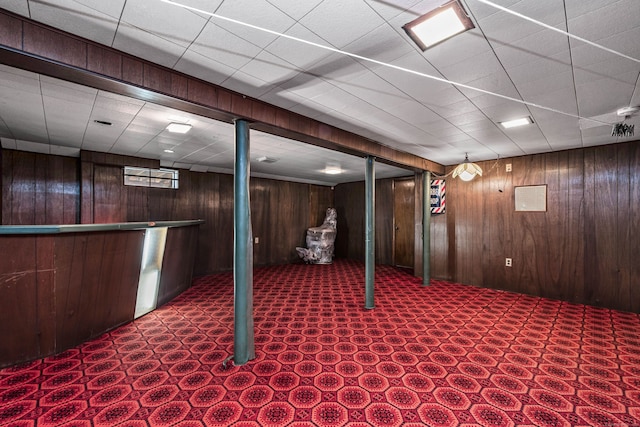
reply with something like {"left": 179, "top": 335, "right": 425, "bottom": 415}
{"left": 213, "top": 0, "right": 296, "bottom": 48}
{"left": 299, "top": 0, "right": 386, "bottom": 48}
{"left": 335, "top": 71, "right": 409, "bottom": 109}
{"left": 112, "top": 22, "right": 187, "bottom": 68}
{"left": 265, "top": 0, "right": 324, "bottom": 20}
{"left": 343, "top": 24, "right": 414, "bottom": 65}
{"left": 174, "top": 50, "right": 237, "bottom": 85}
{"left": 221, "top": 71, "right": 274, "bottom": 99}
{"left": 363, "top": 0, "right": 424, "bottom": 21}
{"left": 438, "top": 54, "right": 505, "bottom": 84}
{"left": 464, "top": 0, "right": 521, "bottom": 21}
{"left": 236, "top": 51, "right": 297, "bottom": 84}
{"left": 189, "top": 22, "right": 264, "bottom": 70}
{"left": 120, "top": 0, "right": 208, "bottom": 48}
{"left": 29, "top": 0, "right": 123, "bottom": 46}
{"left": 567, "top": 0, "right": 640, "bottom": 43}
{"left": 418, "top": 30, "right": 492, "bottom": 69}
{"left": 264, "top": 23, "right": 335, "bottom": 70}
{"left": 258, "top": 87, "right": 307, "bottom": 110}
{"left": 1, "top": 0, "right": 29, "bottom": 16}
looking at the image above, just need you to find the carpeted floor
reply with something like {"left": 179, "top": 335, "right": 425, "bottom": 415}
{"left": 1, "top": 259, "right": 640, "bottom": 426}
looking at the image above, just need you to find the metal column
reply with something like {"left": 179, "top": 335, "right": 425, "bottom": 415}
{"left": 422, "top": 171, "right": 431, "bottom": 286}
{"left": 365, "top": 156, "right": 375, "bottom": 309}
{"left": 233, "top": 119, "right": 255, "bottom": 365}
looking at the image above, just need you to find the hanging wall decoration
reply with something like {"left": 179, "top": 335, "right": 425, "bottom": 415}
{"left": 430, "top": 179, "right": 446, "bottom": 214}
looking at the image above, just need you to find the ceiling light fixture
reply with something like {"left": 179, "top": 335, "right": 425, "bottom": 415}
{"left": 166, "top": 123, "right": 192, "bottom": 134}
{"left": 500, "top": 117, "right": 533, "bottom": 129}
{"left": 323, "top": 165, "right": 343, "bottom": 175}
{"left": 403, "top": 0, "right": 475, "bottom": 50}
{"left": 452, "top": 153, "right": 483, "bottom": 181}
{"left": 163, "top": 149, "right": 174, "bottom": 153}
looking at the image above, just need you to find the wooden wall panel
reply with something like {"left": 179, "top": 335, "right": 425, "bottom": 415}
{"left": 440, "top": 140, "right": 640, "bottom": 313}
{"left": 35, "top": 235, "right": 56, "bottom": 357}
{"left": 1, "top": 150, "right": 79, "bottom": 225}
{"left": 93, "top": 165, "right": 126, "bottom": 223}
{"left": 251, "top": 179, "right": 311, "bottom": 266}
{"left": 376, "top": 179, "right": 394, "bottom": 265}
{"left": 309, "top": 185, "right": 335, "bottom": 228}
{"left": 0, "top": 230, "right": 145, "bottom": 367}
{"left": 23, "top": 22, "right": 87, "bottom": 68}
{"left": 0, "top": 13, "right": 22, "bottom": 49}
{"left": 158, "top": 225, "right": 199, "bottom": 306}
{"left": 629, "top": 142, "right": 640, "bottom": 313}
{"left": 334, "top": 181, "right": 365, "bottom": 261}
{"left": 333, "top": 177, "right": 397, "bottom": 266}
{"left": 0, "top": 237, "right": 40, "bottom": 365}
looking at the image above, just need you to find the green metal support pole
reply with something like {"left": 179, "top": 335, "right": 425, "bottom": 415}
{"left": 423, "top": 171, "right": 431, "bottom": 286}
{"left": 233, "top": 119, "right": 255, "bottom": 365}
{"left": 365, "top": 156, "right": 375, "bottom": 309}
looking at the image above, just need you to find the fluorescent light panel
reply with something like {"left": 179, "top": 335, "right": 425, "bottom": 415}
{"left": 500, "top": 117, "right": 533, "bottom": 129}
{"left": 403, "top": 0, "right": 475, "bottom": 50}
{"left": 166, "top": 122, "right": 192, "bottom": 133}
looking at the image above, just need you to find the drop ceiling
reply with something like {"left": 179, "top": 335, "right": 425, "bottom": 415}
{"left": 1, "top": 0, "right": 639, "bottom": 184}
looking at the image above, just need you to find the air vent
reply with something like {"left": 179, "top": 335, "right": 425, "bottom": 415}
{"left": 94, "top": 120, "right": 112, "bottom": 126}
{"left": 257, "top": 156, "right": 278, "bottom": 163}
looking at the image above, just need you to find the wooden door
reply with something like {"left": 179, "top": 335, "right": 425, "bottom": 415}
{"left": 394, "top": 179, "right": 415, "bottom": 268}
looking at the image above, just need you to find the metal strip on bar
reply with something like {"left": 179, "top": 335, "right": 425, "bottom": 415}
{"left": 423, "top": 171, "right": 431, "bottom": 286}
{"left": 365, "top": 156, "right": 375, "bottom": 309}
{"left": 233, "top": 119, "right": 255, "bottom": 366}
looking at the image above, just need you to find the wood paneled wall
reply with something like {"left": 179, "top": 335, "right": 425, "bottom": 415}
{"left": 3, "top": 149, "right": 334, "bottom": 275}
{"left": 1, "top": 150, "right": 79, "bottom": 224}
{"left": 80, "top": 151, "right": 334, "bottom": 275}
{"left": 334, "top": 175, "right": 446, "bottom": 271}
{"left": 443, "top": 141, "right": 640, "bottom": 313}
{"left": 334, "top": 178, "right": 395, "bottom": 265}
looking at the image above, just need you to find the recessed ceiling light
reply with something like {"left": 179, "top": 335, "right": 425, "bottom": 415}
{"left": 163, "top": 149, "right": 174, "bottom": 153}
{"left": 500, "top": 117, "right": 534, "bottom": 129}
{"left": 403, "top": 0, "right": 475, "bottom": 50}
{"left": 323, "top": 166, "right": 343, "bottom": 175}
{"left": 166, "top": 123, "right": 192, "bottom": 134}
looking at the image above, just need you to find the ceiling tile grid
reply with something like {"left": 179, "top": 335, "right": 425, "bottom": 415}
{"left": 1, "top": 0, "right": 639, "bottom": 181}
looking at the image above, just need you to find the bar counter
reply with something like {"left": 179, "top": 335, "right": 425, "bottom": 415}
{"left": 0, "top": 220, "right": 203, "bottom": 368}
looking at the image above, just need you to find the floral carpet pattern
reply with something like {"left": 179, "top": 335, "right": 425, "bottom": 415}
{"left": 1, "top": 259, "right": 640, "bottom": 426}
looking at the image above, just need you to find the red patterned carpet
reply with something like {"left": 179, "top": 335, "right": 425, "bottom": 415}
{"left": 1, "top": 259, "right": 640, "bottom": 426}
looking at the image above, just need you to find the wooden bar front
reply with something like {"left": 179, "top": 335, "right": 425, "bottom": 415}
{"left": 0, "top": 220, "right": 202, "bottom": 368}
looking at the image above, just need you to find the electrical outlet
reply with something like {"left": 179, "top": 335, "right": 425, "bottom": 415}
{"left": 505, "top": 258, "right": 512, "bottom": 267}
{"left": 506, "top": 163, "right": 512, "bottom": 172}
{"left": 254, "top": 237, "right": 259, "bottom": 244}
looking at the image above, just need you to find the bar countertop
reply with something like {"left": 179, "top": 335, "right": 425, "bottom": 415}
{"left": 0, "top": 219, "right": 205, "bottom": 235}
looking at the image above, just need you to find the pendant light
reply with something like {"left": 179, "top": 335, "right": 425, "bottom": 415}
{"left": 452, "top": 153, "right": 482, "bottom": 181}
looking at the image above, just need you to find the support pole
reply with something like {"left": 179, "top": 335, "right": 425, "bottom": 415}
{"left": 233, "top": 119, "right": 255, "bottom": 365}
{"left": 422, "top": 171, "right": 431, "bottom": 286}
{"left": 365, "top": 156, "right": 375, "bottom": 309}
